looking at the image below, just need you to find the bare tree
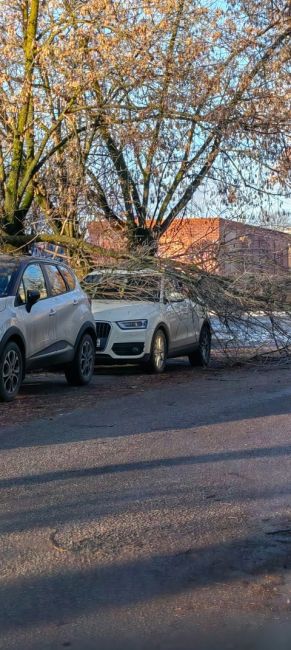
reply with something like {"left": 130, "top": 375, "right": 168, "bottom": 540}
{"left": 0, "top": 0, "right": 113, "bottom": 236}
{"left": 83, "top": 0, "right": 290, "bottom": 250}
{"left": 0, "top": 0, "right": 289, "bottom": 254}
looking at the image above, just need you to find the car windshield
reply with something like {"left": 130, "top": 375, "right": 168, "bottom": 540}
{"left": 0, "top": 261, "right": 18, "bottom": 297}
{"left": 82, "top": 274, "right": 161, "bottom": 302}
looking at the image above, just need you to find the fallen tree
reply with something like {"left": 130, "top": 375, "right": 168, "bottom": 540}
{"left": 80, "top": 244, "right": 291, "bottom": 363}
{"left": 2, "top": 223, "right": 291, "bottom": 363}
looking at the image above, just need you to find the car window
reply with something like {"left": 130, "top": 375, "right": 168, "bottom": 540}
{"left": 46, "top": 264, "right": 67, "bottom": 296}
{"left": 18, "top": 280, "right": 26, "bottom": 304}
{"left": 58, "top": 265, "right": 76, "bottom": 291}
{"left": 83, "top": 274, "right": 161, "bottom": 302}
{"left": 0, "top": 261, "right": 18, "bottom": 297}
{"left": 124, "top": 276, "right": 160, "bottom": 301}
{"left": 164, "top": 279, "right": 185, "bottom": 302}
{"left": 18, "top": 264, "right": 48, "bottom": 304}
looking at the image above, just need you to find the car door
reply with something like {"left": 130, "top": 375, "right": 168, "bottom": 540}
{"left": 16, "top": 262, "right": 55, "bottom": 359}
{"left": 178, "top": 280, "right": 202, "bottom": 346}
{"left": 188, "top": 296, "right": 205, "bottom": 344}
{"left": 163, "top": 278, "right": 192, "bottom": 351}
{"left": 44, "top": 263, "right": 79, "bottom": 350}
{"left": 58, "top": 264, "right": 87, "bottom": 344}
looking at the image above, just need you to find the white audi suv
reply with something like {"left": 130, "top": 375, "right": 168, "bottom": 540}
{"left": 82, "top": 269, "right": 211, "bottom": 373}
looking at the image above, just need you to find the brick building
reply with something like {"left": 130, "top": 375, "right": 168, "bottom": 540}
{"left": 88, "top": 217, "right": 291, "bottom": 275}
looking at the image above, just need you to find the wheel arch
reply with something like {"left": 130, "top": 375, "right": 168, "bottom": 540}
{"left": 153, "top": 322, "right": 170, "bottom": 349}
{"left": 0, "top": 328, "right": 26, "bottom": 377}
{"left": 200, "top": 318, "right": 211, "bottom": 336}
{"left": 74, "top": 321, "right": 97, "bottom": 350}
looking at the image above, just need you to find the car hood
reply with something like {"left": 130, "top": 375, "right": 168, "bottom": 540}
{"left": 91, "top": 299, "right": 159, "bottom": 322}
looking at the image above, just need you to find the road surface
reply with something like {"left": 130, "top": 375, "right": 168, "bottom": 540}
{"left": 1, "top": 360, "right": 291, "bottom": 649}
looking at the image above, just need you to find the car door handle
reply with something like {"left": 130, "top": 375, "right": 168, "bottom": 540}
{"left": 49, "top": 308, "right": 56, "bottom": 316}
{"left": 73, "top": 299, "right": 79, "bottom": 305}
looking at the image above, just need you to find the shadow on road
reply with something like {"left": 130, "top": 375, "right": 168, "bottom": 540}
{"left": 1, "top": 474, "right": 291, "bottom": 537}
{"left": 2, "top": 444, "right": 291, "bottom": 491}
{"left": 0, "top": 530, "right": 289, "bottom": 634}
{"left": 0, "top": 366, "right": 291, "bottom": 450}
{"left": 0, "top": 358, "right": 200, "bottom": 430}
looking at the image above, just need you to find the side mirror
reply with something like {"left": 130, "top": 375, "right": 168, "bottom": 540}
{"left": 26, "top": 289, "right": 40, "bottom": 313}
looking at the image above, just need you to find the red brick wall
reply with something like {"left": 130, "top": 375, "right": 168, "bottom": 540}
{"left": 160, "top": 218, "right": 291, "bottom": 274}
{"left": 159, "top": 218, "right": 221, "bottom": 271}
{"left": 219, "top": 220, "right": 290, "bottom": 274}
{"left": 88, "top": 218, "right": 291, "bottom": 274}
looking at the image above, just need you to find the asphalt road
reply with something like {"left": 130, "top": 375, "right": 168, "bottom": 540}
{"left": 1, "top": 360, "right": 291, "bottom": 649}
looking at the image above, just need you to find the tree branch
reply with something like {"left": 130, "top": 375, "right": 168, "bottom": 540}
{"left": 159, "top": 134, "right": 222, "bottom": 235}
{"left": 87, "top": 169, "right": 123, "bottom": 226}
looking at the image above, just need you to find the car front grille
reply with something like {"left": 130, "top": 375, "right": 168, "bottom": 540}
{"left": 95, "top": 321, "right": 111, "bottom": 351}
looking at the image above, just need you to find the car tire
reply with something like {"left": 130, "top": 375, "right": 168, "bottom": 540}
{"left": 145, "top": 328, "right": 167, "bottom": 373}
{"left": 65, "top": 333, "right": 95, "bottom": 386}
{"left": 0, "top": 341, "right": 23, "bottom": 402}
{"left": 188, "top": 324, "right": 211, "bottom": 367}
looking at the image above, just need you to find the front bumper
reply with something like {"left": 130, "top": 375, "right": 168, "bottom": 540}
{"left": 95, "top": 320, "right": 150, "bottom": 360}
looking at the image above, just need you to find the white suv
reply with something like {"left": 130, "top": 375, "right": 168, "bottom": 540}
{"left": 0, "top": 255, "right": 96, "bottom": 401}
{"left": 82, "top": 270, "right": 211, "bottom": 372}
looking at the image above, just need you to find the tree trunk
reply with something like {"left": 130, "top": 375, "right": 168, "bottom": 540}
{"left": 127, "top": 225, "right": 158, "bottom": 256}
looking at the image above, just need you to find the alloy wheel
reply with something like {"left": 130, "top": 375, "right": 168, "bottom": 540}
{"left": 200, "top": 328, "right": 210, "bottom": 365}
{"left": 153, "top": 332, "right": 166, "bottom": 371}
{"left": 80, "top": 338, "right": 94, "bottom": 380}
{"left": 2, "top": 348, "right": 21, "bottom": 395}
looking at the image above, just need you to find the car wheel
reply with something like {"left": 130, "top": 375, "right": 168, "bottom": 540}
{"left": 65, "top": 333, "right": 95, "bottom": 386}
{"left": 146, "top": 328, "right": 167, "bottom": 373}
{"left": 0, "top": 341, "right": 23, "bottom": 402}
{"left": 188, "top": 324, "right": 211, "bottom": 367}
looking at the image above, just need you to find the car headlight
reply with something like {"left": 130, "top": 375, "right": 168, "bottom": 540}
{"left": 116, "top": 319, "right": 148, "bottom": 330}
